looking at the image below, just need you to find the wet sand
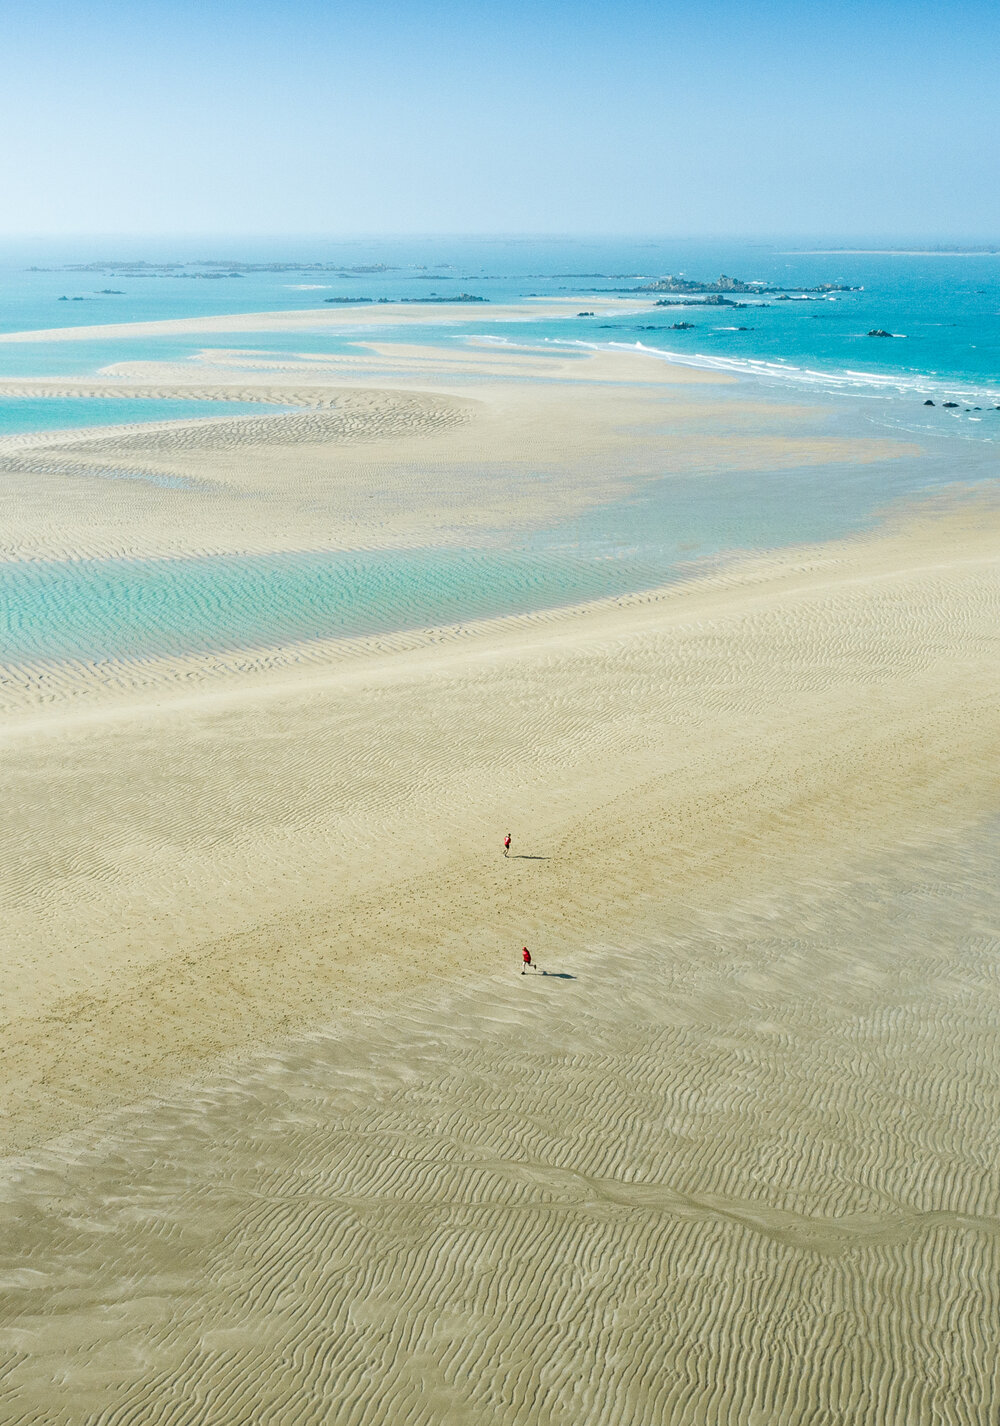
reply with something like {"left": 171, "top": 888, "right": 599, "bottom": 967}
{"left": 0, "top": 344, "right": 911, "bottom": 564}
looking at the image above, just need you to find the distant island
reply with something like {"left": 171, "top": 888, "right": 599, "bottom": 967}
{"left": 324, "top": 293, "right": 488, "bottom": 305}
{"left": 636, "top": 273, "right": 857, "bottom": 295}
{"left": 26, "top": 263, "right": 862, "bottom": 296}
{"left": 28, "top": 261, "right": 401, "bottom": 276}
{"left": 788, "top": 247, "right": 1000, "bottom": 256}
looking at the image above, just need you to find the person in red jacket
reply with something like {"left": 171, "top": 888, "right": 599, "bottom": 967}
{"left": 503, "top": 833, "right": 512, "bottom": 858}
{"left": 521, "top": 946, "right": 533, "bottom": 974}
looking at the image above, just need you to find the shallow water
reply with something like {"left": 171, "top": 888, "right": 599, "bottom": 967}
{"left": 0, "top": 395, "right": 277, "bottom": 437}
{"left": 1, "top": 237, "right": 1000, "bottom": 672}
{"left": 0, "top": 546, "right": 663, "bottom": 665}
{"left": 1, "top": 432, "right": 974, "bottom": 670}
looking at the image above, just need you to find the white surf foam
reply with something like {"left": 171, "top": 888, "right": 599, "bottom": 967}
{"left": 474, "top": 332, "right": 1000, "bottom": 410}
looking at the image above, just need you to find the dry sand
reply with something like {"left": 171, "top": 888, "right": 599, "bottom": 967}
{"left": 3, "top": 492, "right": 1000, "bottom": 1146}
{"left": 2, "top": 333, "right": 1000, "bottom": 1422}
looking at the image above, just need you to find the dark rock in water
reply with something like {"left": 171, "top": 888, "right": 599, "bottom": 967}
{"left": 974, "top": 406, "right": 982, "bottom": 410}
{"left": 396, "top": 293, "right": 488, "bottom": 304}
{"left": 924, "top": 399, "right": 935, "bottom": 405}
{"left": 943, "top": 401, "right": 959, "bottom": 408}
{"left": 867, "top": 329, "right": 894, "bottom": 338}
{"left": 58, "top": 295, "right": 68, "bottom": 300}
{"left": 670, "top": 321, "right": 696, "bottom": 330}
{"left": 737, "top": 326, "right": 753, "bottom": 331}
{"left": 576, "top": 311, "right": 595, "bottom": 317}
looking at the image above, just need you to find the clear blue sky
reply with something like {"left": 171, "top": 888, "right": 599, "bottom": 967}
{"left": 1, "top": 0, "right": 998, "bottom": 237}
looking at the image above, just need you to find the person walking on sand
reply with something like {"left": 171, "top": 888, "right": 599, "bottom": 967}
{"left": 504, "top": 833, "right": 511, "bottom": 858}
{"left": 522, "top": 946, "right": 533, "bottom": 974}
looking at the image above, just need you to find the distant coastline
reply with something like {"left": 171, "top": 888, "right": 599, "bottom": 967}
{"left": 784, "top": 248, "right": 1000, "bottom": 256}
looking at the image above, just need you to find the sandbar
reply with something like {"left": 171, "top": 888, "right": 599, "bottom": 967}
{"left": 0, "top": 343, "right": 913, "bottom": 565}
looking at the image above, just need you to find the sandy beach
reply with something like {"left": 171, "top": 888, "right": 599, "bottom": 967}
{"left": 2, "top": 326, "right": 1000, "bottom": 1423}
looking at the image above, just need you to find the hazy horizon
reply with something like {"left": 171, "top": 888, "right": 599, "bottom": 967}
{"left": 4, "top": 233, "right": 1000, "bottom": 256}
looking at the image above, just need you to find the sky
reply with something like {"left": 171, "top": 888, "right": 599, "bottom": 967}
{"left": 1, "top": 0, "right": 998, "bottom": 238}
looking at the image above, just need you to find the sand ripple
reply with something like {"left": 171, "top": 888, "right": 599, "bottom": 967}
{"left": 2, "top": 825, "right": 999, "bottom": 1424}
{"left": 51, "top": 392, "right": 472, "bottom": 454}
{"left": 0, "top": 389, "right": 473, "bottom": 494}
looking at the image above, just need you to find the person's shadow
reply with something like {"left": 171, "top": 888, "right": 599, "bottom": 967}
{"left": 538, "top": 970, "right": 576, "bottom": 979}
{"left": 512, "top": 855, "right": 551, "bottom": 860}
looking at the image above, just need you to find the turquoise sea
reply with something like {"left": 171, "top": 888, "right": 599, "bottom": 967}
{"left": 0, "top": 395, "right": 274, "bottom": 438}
{"left": 1, "top": 237, "right": 998, "bottom": 670}
{"left": 5, "top": 235, "right": 1000, "bottom": 398}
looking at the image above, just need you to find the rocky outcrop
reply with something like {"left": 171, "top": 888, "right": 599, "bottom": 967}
{"left": 637, "top": 273, "right": 856, "bottom": 295}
